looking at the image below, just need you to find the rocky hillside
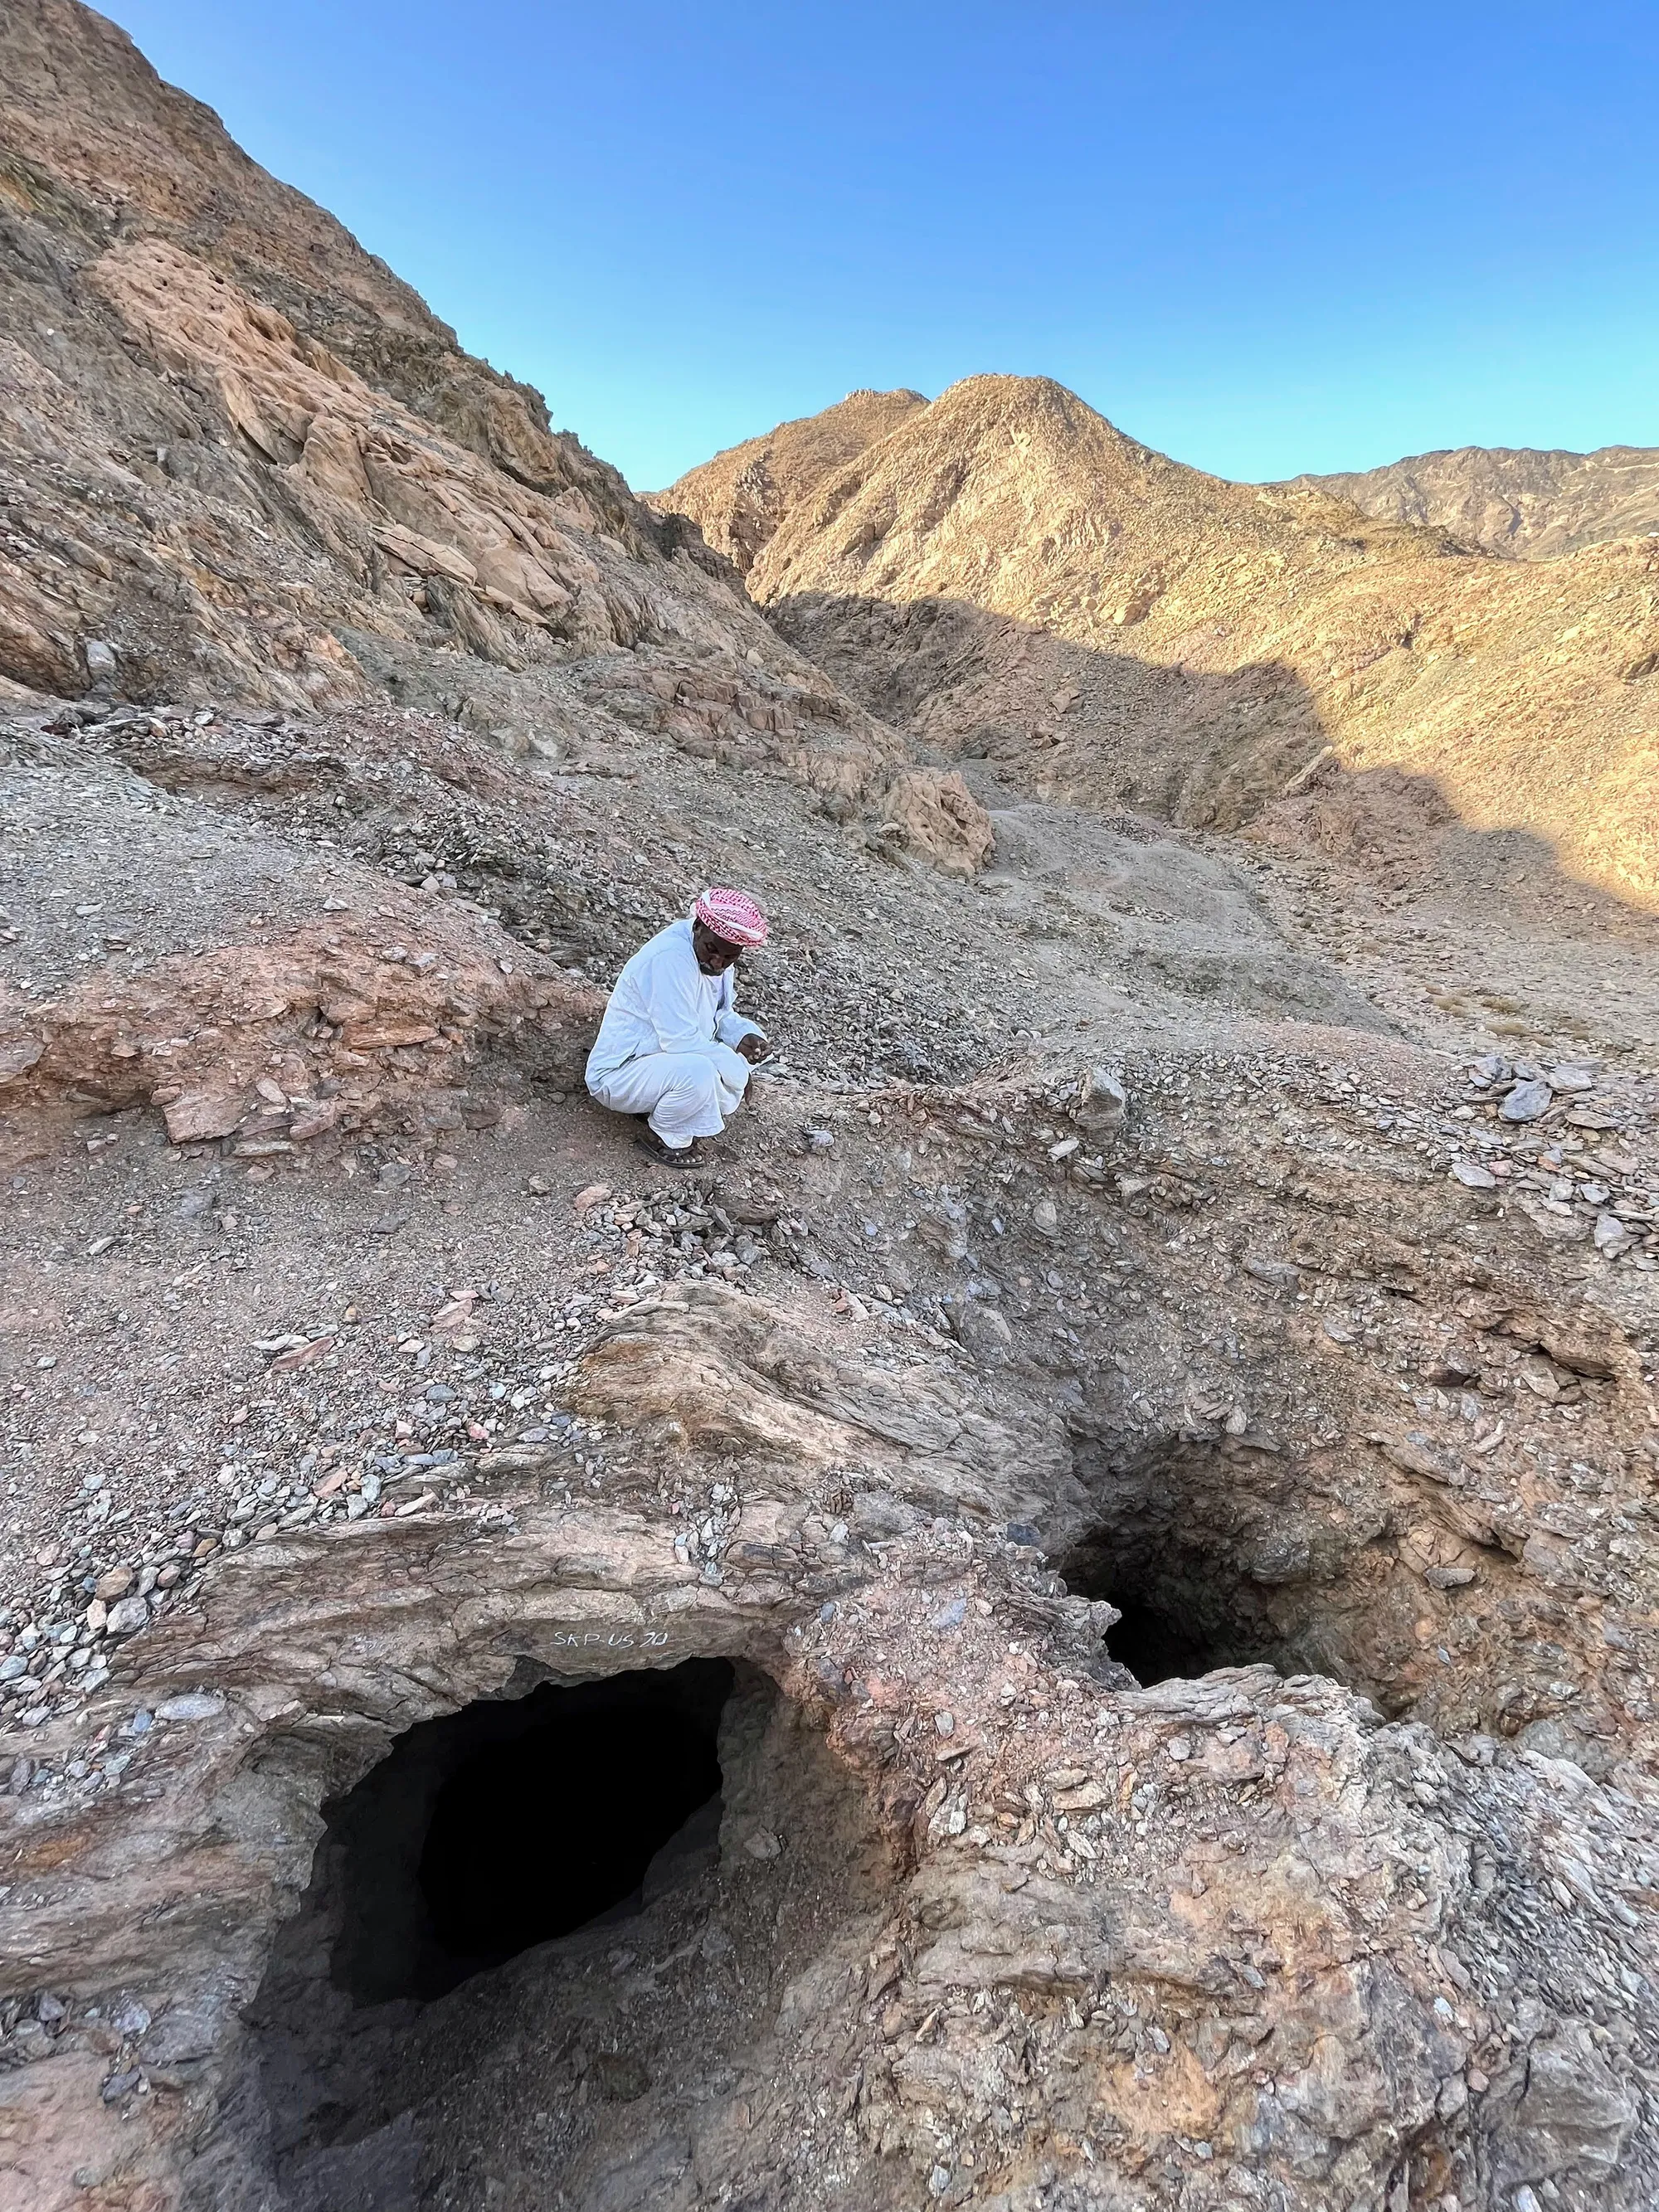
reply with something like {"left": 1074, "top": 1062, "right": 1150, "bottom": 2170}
{"left": 6, "top": 9, "right": 1659, "bottom": 2212}
{"left": 1291, "top": 442, "right": 1659, "bottom": 560}
{"left": 0, "top": 0, "right": 999, "bottom": 873}
{"left": 0, "top": 0, "right": 687, "bottom": 700}
{"left": 690, "top": 375, "right": 1659, "bottom": 904}
{"left": 648, "top": 386, "right": 927, "bottom": 575}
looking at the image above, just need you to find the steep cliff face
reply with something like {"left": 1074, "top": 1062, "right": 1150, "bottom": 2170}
{"left": 707, "top": 375, "right": 1659, "bottom": 903}
{"left": 1289, "top": 443, "right": 1659, "bottom": 561}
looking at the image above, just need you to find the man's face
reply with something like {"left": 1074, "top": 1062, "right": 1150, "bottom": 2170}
{"left": 692, "top": 919, "right": 742, "bottom": 975}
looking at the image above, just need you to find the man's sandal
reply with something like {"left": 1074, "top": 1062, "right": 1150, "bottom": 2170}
{"left": 635, "top": 1130, "right": 702, "bottom": 1169}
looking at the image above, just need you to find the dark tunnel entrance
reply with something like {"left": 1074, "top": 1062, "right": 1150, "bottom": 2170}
{"left": 1056, "top": 1519, "right": 1292, "bottom": 1688}
{"left": 1094, "top": 1592, "right": 1228, "bottom": 1686}
{"left": 1049, "top": 1433, "right": 1368, "bottom": 1691}
{"left": 231, "top": 1659, "right": 907, "bottom": 2210}
{"left": 325, "top": 1658, "right": 732, "bottom": 2002}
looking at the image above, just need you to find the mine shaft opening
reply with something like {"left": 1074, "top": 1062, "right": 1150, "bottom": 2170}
{"left": 1095, "top": 1592, "right": 1232, "bottom": 1686}
{"left": 1061, "top": 1548, "right": 1282, "bottom": 1685}
{"left": 1056, "top": 1435, "right": 1359, "bottom": 1690}
{"left": 326, "top": 1658, "right": 733, "bottom": 2003}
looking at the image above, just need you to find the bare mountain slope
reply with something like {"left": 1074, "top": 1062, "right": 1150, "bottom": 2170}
{"left": 648, "top": 386, "right": 927, "bottom": 575}
{"left": 1290, "top": 442, "right": 1659, "bottom": 559}
{"left": 0, "top": 0, "right": 624, "bottom": 499}
{"left": 722, "top": 374, "right": 1659, "bottom": 902}
{"left": 0, "top": 0, "right": 983, "bottom": 867}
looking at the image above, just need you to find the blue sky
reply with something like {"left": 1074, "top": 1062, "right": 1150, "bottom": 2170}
{"left": 105, "top": 1, "right": 1659, "bottom": 493}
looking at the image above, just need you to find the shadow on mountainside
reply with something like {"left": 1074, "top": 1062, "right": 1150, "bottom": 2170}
{"left": 770, "top": 586, "right": 1659, "bottom": 1055}
{"left": 769, "top": 588, "right": 1326, "bottom": 830}
{"left": 772, "top": 586, "right": 1659, "bottom": 912}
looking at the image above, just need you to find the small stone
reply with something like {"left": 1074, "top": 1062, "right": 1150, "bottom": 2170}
{"left": 1499, "top": 1078, "right": 1553, "bottom": 1124}
{"left": 1450, "top": 1159, "right": 1497, "bottom": 1190}
{"left": 1594, "top": 1212, "right": 1633, "bottom": 1256}
{"left": 289, "top": 1104, "right": 338, "bottom": 1143}
{"left": 105, "top": 1596, "right": 148, "bottom": 1636}
{"left": 155, "top": 1693, "right": 224, "bottom": 1723}
{"left": 1243, "top": 1255, "right": 1301, "bottom": 1293}
{"left": 1074, "top": 1066, "right": 1127, "bottom": 1138}
{"left": 95, "top": 1567, "right": 134, "bottom": 1602}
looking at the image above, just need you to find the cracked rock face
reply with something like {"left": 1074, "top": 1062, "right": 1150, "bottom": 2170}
{"left": 5, "top": 1263, "right": 1659, "bottom": 2210}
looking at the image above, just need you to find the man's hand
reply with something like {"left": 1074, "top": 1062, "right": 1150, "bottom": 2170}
{"left": 737, "top": 1033, "right": 769, "bottom": 1065}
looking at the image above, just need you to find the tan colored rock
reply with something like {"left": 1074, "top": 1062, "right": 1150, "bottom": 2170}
{"left": 871, "top": 766, "right": 995, "bottom": 876}
{"left": 0, "top": 558, "right": 81, "bottom": 696}
{"left": 1290, "top": 440, "right": 1659, "bottom": 560}
{"left": 649, "top": 387, "right": 927, "bottom": 574}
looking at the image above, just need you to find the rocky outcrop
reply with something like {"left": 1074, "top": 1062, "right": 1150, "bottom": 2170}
{"left": 0, "top": 720, "right": 601, "bottom": 1171}
{"left": 869, "top": 766, "right": 997, "bottom": 877}
{"left": 3, "top": 1262, "right": 1659, "bottom": 2208}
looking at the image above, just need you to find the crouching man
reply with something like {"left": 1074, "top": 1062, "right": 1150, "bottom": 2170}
{"left": 585, "top": 887, "right": 771, "bottom": 1167}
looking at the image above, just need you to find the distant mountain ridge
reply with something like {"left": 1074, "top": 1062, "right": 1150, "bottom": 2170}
{"left": 1287, "top": 444, "right": 1659, "bottom": 559}
{"left": 656, "top": 375, "right": 1659, "bottom": 902}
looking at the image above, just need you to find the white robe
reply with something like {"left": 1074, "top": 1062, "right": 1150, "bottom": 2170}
{"left": 585, "top": 916, "right": 766, "bottom": 1147}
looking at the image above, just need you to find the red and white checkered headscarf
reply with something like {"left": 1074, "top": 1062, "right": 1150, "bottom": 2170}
{"left": 693, "top": 887, "right": 769, "bottom": 947}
